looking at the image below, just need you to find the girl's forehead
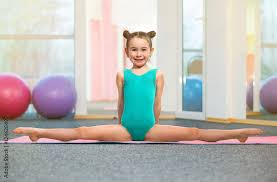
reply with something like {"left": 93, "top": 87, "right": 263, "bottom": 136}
{"left": 129, "top": 37, "right": 150, "bottom": 46}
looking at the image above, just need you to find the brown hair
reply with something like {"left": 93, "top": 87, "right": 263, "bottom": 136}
{"left": 123, "top": 30, "right": 156, "bottom": 48}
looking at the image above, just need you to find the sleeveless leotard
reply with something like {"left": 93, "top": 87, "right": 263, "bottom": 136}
{"left": 121, "top": 68, "right": 157, "bottom": 141}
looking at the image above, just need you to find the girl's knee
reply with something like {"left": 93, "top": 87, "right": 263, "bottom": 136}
{"left": 76, "top": 127, "right": 89, "bottom": 139}
{"left": 190, "top": 127, "right": 200, "bottom": 139}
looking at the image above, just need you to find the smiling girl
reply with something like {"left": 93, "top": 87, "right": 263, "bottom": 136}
{"left": 13, "top": 30, "right": 263, "bottom": 142}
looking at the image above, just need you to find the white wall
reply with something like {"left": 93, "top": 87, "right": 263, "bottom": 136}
{"left": 206, "top": 0, "right": 247, "bottom": 119}
{"left": 86, "top": 0, "right": 102, "bottom": 20}
{"left": 86, "top": 0, "right": 157, "bottom": 29}
{"left": 75, "top": 0, "right": 87, "bottom": 115}
{"left": 112, "top": 0, "right": 157, "bottom": 30}
{"left": 230, "top": 0, "right": 247, "bottom": 118}
{"left": 248, "top": 0, "right": 261, "bottom": 112}
{"left": 156, "top": 0, "right": 180, "bottom": 112}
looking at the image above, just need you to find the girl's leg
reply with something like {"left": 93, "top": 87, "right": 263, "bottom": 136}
{"left": 12, "top": 125, "right": 132, "bottom": 142}
{"left": 144, "top": 124, "right": 263, "bottom": 142}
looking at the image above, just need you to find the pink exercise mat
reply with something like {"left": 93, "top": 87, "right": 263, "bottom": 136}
{"left": 1, "top": 136, "right": 277, "bottom": 144}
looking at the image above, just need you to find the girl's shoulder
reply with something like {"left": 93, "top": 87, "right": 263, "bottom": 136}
{"left": 154, "top": 69, "right": 164, "bottom": 82}
{"left": 116, "top": 71, "right": 124, "bottom": 83}
{"left": 155, "top": 69, "right": 163, "bottom": 77}
{"left": 116, "top": 71, "right": 124, "bottom": 77}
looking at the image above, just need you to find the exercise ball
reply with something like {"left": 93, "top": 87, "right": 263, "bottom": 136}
{"left": 183, "top": 77, "right": 202, "bottom": 112}
{"left": 260, "top": 76, "right": 277, "bottom": 113}
{"left": 0, "top": 73, "right": 31, "bottom": 119}
{"left": 246, "top": 81, "right": 253, "bottom": 110}
{"left": 32, "top": 75, "right": 77, "bottom": 119}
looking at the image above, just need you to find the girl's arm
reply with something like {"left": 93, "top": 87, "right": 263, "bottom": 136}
{"left": 154, "top": 71, "right": 164, "bottom": 124}
{"left": 116, "top": 72, "right": 124, "bottom": 124}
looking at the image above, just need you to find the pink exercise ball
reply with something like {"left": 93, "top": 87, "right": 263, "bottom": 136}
{"left": 260, "top": 76, "right": 277, "bottom": 113}
{"left": 0, "top": 73, "right": 31, "bottom": 119}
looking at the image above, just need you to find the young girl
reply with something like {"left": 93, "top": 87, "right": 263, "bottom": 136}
{"left": 13, "top": 30, "right": 263, "bottom": 142}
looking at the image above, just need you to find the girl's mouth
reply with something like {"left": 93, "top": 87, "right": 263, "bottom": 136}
{"left": 134, "top": 59, "right": 144, "bottom": 61}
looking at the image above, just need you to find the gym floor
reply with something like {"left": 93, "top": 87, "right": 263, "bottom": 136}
{"left": 0, "top": 119, "right": 277, "bottom": 182}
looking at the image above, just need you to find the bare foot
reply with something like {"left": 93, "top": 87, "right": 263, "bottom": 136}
{"left": 12, "top": 127, "right": 41, "bottom": 142}
{"left": 237, "top": 128, "right": 263, "bottom": 143}
{"left": 238, "top": 137, "right": 248, "bottom": 143}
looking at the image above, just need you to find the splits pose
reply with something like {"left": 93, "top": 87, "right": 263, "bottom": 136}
{"left": 13, "top": 30, "right": 263, "bottom": 142}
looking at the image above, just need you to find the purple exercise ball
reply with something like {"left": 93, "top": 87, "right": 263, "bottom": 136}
{"left": 32, "top": 75, "right": 77, "bottom": 119}
{"left": 260, "top": 76, "right": 277, "bottom": 113}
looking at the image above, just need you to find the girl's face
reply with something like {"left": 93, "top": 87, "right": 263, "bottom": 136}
{"left": 125, "top": 37, "right": 154, "bottom": 68}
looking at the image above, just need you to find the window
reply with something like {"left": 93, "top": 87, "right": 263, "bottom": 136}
{"left": 182, "top": 0, "right": 204, "bottom": 112}
{"left": 261, "top": 0, "right": 277, "bottom": 80}
{"left": 0, "top": 0, "right": 75, "bottom": 115}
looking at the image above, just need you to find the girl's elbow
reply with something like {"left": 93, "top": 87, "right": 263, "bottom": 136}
{"left": 118, "top": 101, "right": 124, "bottom": 107}
{"left": 155, "top": 102, "right": 161, "bottom": 108}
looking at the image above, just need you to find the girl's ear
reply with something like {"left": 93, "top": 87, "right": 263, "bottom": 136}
{"left": 150, "top": 48, "right": 155, "bottom": 55}
{"left": 125, "top": 48, "right": 129, "bottom": 57}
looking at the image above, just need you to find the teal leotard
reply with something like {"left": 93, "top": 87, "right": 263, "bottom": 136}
{"left": 121, "top": 68, "right": 157, "bottom": 141}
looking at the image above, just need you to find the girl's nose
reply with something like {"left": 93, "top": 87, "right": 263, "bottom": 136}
{"left": 136, "top": 51, "right": 142, "bottom": 57}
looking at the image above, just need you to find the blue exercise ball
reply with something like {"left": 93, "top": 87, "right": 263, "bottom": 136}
{"left": 183, "top": 77, "right": 202, "bottom": 112}
{"left": 32, "top": 75, "right": 77, "bottom": 119}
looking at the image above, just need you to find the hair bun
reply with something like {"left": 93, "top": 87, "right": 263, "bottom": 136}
{"left": 123, "top": 30, "right": 131, "bottom": 39}
{"left": 147, "top": 31, "right": 156, "bottom": 38}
